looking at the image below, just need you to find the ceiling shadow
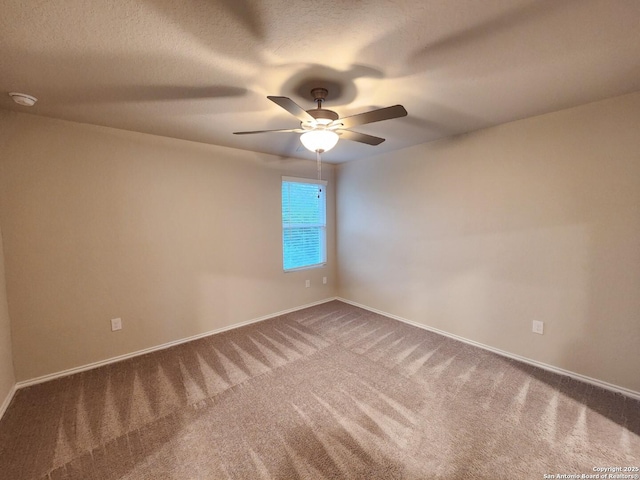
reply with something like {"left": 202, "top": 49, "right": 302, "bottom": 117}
{"left": 279, "top": 64, "right": 385, "bottom": 108}
{"left": 0, "top": 48, "right": 253, "bottom": 112}
{"left": 55, "top": 85, "right": 247, "bottom": 105}
{"left": 355, "top": 0, "right": 578, "bottom": 78}
{"left": 408, "top": 0, "right": 575, "bottom": 72}
{"left": 143, "top": 0, "right": 264, "bottom": 63}
{"left": 215, "top": 0, "right": 265, "bottom": 40}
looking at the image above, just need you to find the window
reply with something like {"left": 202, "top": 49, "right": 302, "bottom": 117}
{"left": 282, "top": 176, "right": 327, "bottom": 271}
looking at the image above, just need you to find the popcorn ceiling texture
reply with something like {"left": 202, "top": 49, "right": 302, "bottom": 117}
{"left": 1, "top": 0, "right": 639, "bottom": 162}
{"left": 0, "top": 301, "right": 638, "bottom": 479}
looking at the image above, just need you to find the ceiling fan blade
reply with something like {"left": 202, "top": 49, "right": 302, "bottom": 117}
{"left": 338, "top": 130, "right": 385, "bottom": 146}
{"left": 267, "top": 96, "right": 316, "bottom": 123}
{"left": 234, "top": 128, "right": 304, "bottom": 135}
{"left": 334, "top": 105, "right": 407, "bottom": 129}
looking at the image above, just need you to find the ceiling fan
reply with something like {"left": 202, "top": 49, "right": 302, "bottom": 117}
{"left": 234, "top": 88, "right": 407, "bottom": 153}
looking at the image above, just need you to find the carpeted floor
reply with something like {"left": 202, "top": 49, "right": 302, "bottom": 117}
{"left": 0, "top": 300, "right": 638, "bottom": 479}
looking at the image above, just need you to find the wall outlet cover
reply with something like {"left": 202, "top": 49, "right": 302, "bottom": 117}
{"left": 532, "top": 320, "right": 544, "bottom": 335}
{"left": 111, "top": 318, "right": 122, "bottom": 331}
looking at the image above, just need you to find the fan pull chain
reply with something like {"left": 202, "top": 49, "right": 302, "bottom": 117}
{"left": 317, "top": 150, "right": 322, "bottom": 198}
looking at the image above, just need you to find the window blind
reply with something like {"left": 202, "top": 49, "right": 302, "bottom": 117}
{"left": 282, "top": 177, "right": 327, "bottom": 271}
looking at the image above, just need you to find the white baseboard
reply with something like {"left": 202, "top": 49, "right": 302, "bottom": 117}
{"left": 0, "top": 383, "right": 17, "bottom": 421}
{"left": 336, "top": 297, "right": 640, "bottom": 401}
{"left": 13, "top": 295, "right": 638, "bottom": 405}
{"left": 16, "top": 297, "right": 338, "bottom": 390}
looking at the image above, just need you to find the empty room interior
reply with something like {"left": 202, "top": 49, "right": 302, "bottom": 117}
{"left": 1, "top": 1, "right": 639, "bottom": 478}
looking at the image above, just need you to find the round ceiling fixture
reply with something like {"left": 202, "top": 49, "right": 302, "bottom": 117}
{"left": 300, "top": 129, "right": 339, "bottom": 153}
{"left": 9, "top": 92, "right": 38, "bottom": 107}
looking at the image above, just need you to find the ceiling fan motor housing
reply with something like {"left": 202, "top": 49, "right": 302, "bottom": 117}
{"left": 305, "top": 88, "right": 339, "bottom": 123}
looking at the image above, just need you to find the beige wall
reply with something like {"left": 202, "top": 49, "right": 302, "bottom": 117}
{"left": 0, "top": 111, "right": 337, "bottom": 381}
{"left": 2, "top": 91, "right": 639, "bottom": 392}
{"left": 337, "top": 91, "right": 640, "bottom": 393}
{"left": 0, "top": 225, "right": 16, "bottom": 404}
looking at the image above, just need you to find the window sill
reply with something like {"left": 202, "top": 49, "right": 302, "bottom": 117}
{"left": 283, "top": 263, "right": 326, "bottom": 273}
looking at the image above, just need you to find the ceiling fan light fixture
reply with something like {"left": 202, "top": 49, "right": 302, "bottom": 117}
{"left": 234, "top": 89, "right": 407, "bottom": 151}
{"left": 300, "top": 129, "right": 339, "bottom": 153}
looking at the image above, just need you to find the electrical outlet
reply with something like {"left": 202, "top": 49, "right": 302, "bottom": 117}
{"left": 111, "top": 318, "right": 122, "bottom": 331}
{"left": 305, "top": 280, "right": 310, "bottom": 288}
{"left": 323, "top": 276, "right": 327, "bottom": 284}
{"left": 532, "top": 320, "right": 544, "bottom": 335}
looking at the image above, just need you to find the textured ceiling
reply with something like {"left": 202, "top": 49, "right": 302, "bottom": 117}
{"left": 1, "top": 0, "right": 639, "bottom": 163}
